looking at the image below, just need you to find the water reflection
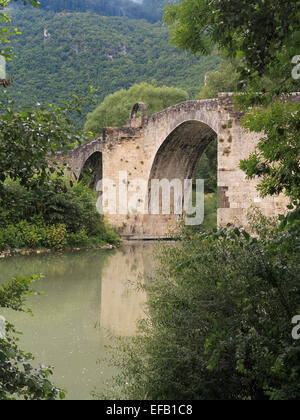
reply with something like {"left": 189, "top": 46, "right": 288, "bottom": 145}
{"left": 0, "top": 243, "right": 155, "bottom": 400}
{"left": 101, "top": 244, "right": 153, "bottom": 337}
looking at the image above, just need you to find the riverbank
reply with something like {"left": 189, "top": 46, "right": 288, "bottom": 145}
{"left": 0, "top": 243, "right": 120, "bottom": 259}
{"left": 0, "top": 179, "right": 121, "bottom": 257}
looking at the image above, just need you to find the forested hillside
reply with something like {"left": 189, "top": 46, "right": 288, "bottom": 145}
{"left": 41, "top": 0, "right": 165, "bottom": 23}
{"left": 6, "top": 6, "right": 218, "bottom": 126}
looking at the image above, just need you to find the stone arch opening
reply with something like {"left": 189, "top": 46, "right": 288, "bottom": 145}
{"left": 79, "top": 151, "right": 103, "bottom": 190}
{"left": 148, "top": 120, "right": 217, "bottom": 218}
{"left": 128, "top": 102, "right": 148, "bottom": 128}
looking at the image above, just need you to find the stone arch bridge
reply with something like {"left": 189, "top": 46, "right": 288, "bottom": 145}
{"left": 56, "top": 93, "right": 298, "bottom": 239}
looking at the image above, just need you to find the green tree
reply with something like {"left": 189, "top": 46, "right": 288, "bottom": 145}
{"left": 84, "top": 82, "right": 189, "bottom": 136}
{"left": 196, "top": 60, "right": 239, "bottom": 99}
{"left": 0, "top": 94, "right": 91, "bottom": 188}
{"left": 240, "top": 101, "right": 300, "bottom": 203}
{"left": 164, "top": 0, "right": 299, "bottom": 94}
{"left": 0, "top": 0, "right": 40, "bottom": 58}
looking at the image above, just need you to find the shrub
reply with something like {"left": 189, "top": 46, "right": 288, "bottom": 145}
{"left": 17, "top": 221, "right": 47, "bottom": 249}
{"left": 0, "top": 225, "right": 20, "bottom": 251}
{"left": 0, "top": 178, "right": 120, "bottom": 251}
{"left": 45, "top": 224, "right": 67, "bottom": 250}
{"left": 67, "top": 228, "right": 89, "bottom": 247}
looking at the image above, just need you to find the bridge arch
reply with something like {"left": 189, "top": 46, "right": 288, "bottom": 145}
{"left": 149, "top": 119, "right": 217, "bottom": 182}
{"left": 79, "top": 150, "right": 103, "bottom": 190}
{"left": 59, "top": 138, "right": 103, "bottom": 187}
{"left": 143, "top": 102, "right": 218, "bottom": 215}
{"left": 147, "top": 119, "right": 217, "bottom": 217}
{"left": 144, "top": 99, "right": 219, "bottom": 147}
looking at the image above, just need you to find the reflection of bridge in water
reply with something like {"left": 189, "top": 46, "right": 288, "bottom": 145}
{"left": 100, "top": 243, "right": 154, "bottom": 337}
{"left": 57, "top": 94, "right": 300, "bottom": 238}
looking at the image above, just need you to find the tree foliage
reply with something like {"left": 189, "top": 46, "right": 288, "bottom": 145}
{"left": 0, "top": 0, "right": 40, "bottom": 58}
{"left": 0, "top": 177, "right": 120, "bottom": 252}
{"left": 196, "top": 60, "right": 239, "bottom": 99}
{"left": 84, "top": 81, "right": 189, "bottom": 136}
{"left": 0, "top": 93, "right": 92, "bottom": 189}
{"left": 41, "top": 0, "right": 165, "bottom": 23}
{"left": 164, "top": 0, "right": 300, "bottom": 94}
{"left": 240, "top": 101, "right": 300, "bottom": 203}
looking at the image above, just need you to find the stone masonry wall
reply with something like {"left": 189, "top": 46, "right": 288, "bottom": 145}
{"left": 63, "top": 94, "right": 299, "bottom": 238}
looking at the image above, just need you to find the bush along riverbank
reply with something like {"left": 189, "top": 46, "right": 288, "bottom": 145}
{"left": 0, "top": 177, "right": 120, "bottom": 256}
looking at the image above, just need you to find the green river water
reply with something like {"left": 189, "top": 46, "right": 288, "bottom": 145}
{"left": 0, "top": 243, "right": 155, "bottom": 400}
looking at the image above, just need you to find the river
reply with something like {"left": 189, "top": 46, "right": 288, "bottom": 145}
{"left": 0, "top": 243, "right": 156, "bottom": 400}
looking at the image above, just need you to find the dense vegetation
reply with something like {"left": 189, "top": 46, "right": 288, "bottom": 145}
{"left": 0, "top": 84, "right": 120, "bottom": 251}
{"left": 6, "top": 6, "right": 218, "bottom": 126}
{"left": 0, "top": 92, "right": 120, "bottom": 252}
{"left": 0, "top": 178, "right": 119, "bottom": 252}
{"left": 41, "top": 0, "right": 165, "bottom": 23}
{"left": 164, "top": 0, "right": 299, "bottom": 96}
{"left": 196, "top": 60, "right": 239, "bottom": 100}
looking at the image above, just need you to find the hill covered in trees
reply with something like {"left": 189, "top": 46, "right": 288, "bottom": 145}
{"left": 41, "top": 0, "right": 165, "bottom": 23}
{"left": 5, "top": 5, "right": 218, "bottom": 126}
